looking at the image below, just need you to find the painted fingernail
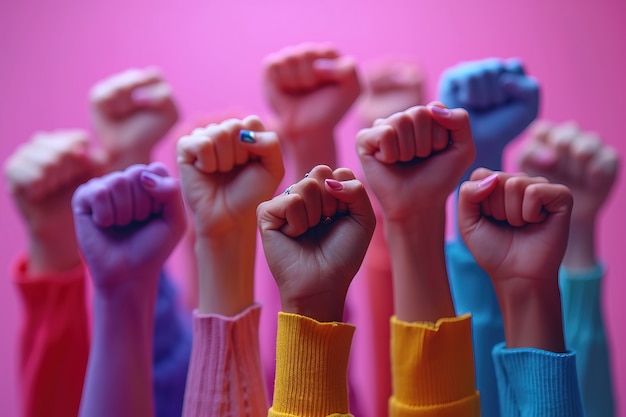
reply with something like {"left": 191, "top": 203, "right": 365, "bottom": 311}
{"left": 429, "top": 106, "right": 451, "bottom": 117}
{"left": 140, "top": 171, "right": 159, "bottom": 188}
{"left": 478, "top": 173, "right": 498, "bottom": 189}
{"left": 325, "top": 179, "right": 343, "bottom": 190}
{"left": 240, "top": 130, "right": 256, "bottom": 144}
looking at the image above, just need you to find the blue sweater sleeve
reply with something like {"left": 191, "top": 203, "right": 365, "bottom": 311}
{"left": 153, "top": 270, "right": 192, "bottom": 417}
{"left": 560, "top": 264, "right": 615, "bottom": 417}
{"left": 446, "top": 239, "right": 503, "bottom": 417}
{"left": 492, "top": 343, "right": 584, "bottom": 417}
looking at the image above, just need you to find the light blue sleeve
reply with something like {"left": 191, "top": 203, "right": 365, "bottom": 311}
{"left": 446, "top": 239, "right": 503, "bottom": 417}
{"left": 492, "top": 343, "right": 584, "bottom": 417}
{"left": 560, "top": 264, "right": 615, "bottom": 417}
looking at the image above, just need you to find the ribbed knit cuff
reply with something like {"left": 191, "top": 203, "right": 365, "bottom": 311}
{"left": 182, "top": 304, "right": 267, "bottom": 417}
{"left": 492, "top": 342, "right": 584, "bottom": 417}
{"left": 268, "top": 312, "right": 354, "bottom": 417}
{"left": 389, "top": 314, "right": 480, "bottom": 417}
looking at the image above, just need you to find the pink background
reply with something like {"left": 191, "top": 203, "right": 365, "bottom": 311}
{"left": 0, "top": 0, "right": 624, "bottom": 415}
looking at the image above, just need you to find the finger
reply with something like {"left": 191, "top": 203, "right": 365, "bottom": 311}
{"left": 386, "top": 110, "right": 416, "bottom": 161}
{"left": 220, "top": 118, "right": 248, "bottom": 166}
{"left": 177, "top": 132, "right": 218, "bottom": 173}
{"left": 406, "top": 106, "right": 432, "bottom": 158}
{"left": 88, "top": 180, "right": 115, "bottom": 227}
{"left": 500, "top": 72, "right": 540, "bottom": 101}
{"left": 457, "top": 173, "right": 499, "bottom": 237}
{"left": 522, "top": 183, "right": 573, "bottom": 224}
{"left": 428, "top": 104, "right": 476, "bottom": 163}
{"left": 503, "top": 175, "right": 549, "bottom": 227}
{"left": 238, "top": 129, "right": 285, "bottom": 182}
{"left": 306, "top": 165, "right": 337, "bottom": 217}
{"left": 356, "top": 125, "right": 399, "bottom": 163}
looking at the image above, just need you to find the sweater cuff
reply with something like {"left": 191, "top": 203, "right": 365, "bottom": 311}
{"left": 269, "top": 312, "right": 354, "bottom": 417}
{"left": 182, "top": 304, "right": 267, "bottom": 417}
{"left": 389, "top": 314, "right": 480, "bottom": 417}
{"left": 492, "top": 342, "right": 584, "bottom": 417}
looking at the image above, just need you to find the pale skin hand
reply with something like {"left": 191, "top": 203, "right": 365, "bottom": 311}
{"left": 91, "top": 67, "right": 179, "bottom": 169}
{"left": 3, "top": 130, "right": 104, "bottom": 275}
{"left": 518, "top": 121, "right": 620, "bottom": 269}
{"left": 257, "top": 165, "right": 376, "bottom": 323}
{"left": 177, "top": 116, "right": 285, "bottom": 315}
{"left": 263, "top": 43, "right": 361, "bottom": 177}
{"left": 458, "top": 169, "right": 573, "bottom": 351}
{"left": 357, "top": 59, "right": 424, "bottom": 127}
{"left": 356, "top": 102, "right": 475, "bottom": 322}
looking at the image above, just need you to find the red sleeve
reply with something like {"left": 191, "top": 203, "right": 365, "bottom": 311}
{"left": 13, "top": 254, "right": 90, "bottom": 417}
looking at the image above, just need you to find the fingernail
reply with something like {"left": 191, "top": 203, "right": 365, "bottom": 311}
{"left": 326, "top": 179, "right": 343, "bottom": 190}
{"left": 240, "top": 130, "right": 256, "bottom": 144}
{"left": 478, "top": 173, "right": 498, "bottom": 189}
{"left": 140, "top": 171, "right": 159, "bottom": 188}
{"left": 429, "top": 105, "right": 451, "bottom": 117}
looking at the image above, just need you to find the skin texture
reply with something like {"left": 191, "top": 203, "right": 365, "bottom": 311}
{"left": 439, "top": 58, "right": 539, "bottom": 184}
{"left": 177, "top": 116, "right": 285, "bottom": 316}
{"left": 4, "top": 130, "right": 105, "bottom": 275}
{"left": 91, "top": 67, "right": 179, "bottom": 169}
{"left": 74, "top": 163, "right": 186, "bottom": 417}
{"left": 257, "top": 164, "right": 376, "bottom": 323}
{"left": 518, "top": 120, "right": 619, "bottom": 269}
{"left": 263, "top": 43, "right": 361, "bottom": 178}
{"left": 458, "top": 169, "right": 573, "bottom": 352}
{"left": 357, "top": 58, "right": 424, "bottom": 127}
{"left": 357, "top": 102, "right": 475, "bottom": 323}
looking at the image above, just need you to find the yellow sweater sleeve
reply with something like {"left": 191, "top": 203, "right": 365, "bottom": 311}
{"left": 390, "top": 314, "right": 481, "bottom": 417}
{"left": 268, "top": 312, "right": 354, "bottom": 417}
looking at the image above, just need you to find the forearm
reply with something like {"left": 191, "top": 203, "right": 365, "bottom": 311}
{"left": 269, "top": 312, "right": 354, "bottom": 417}
{"left": 27, "top": 232, "right": 82, "bottom": 275}
{"left": 385, "top": 208, "right": 455, "bottom": 322}
{"left": 14, "top": 255, "right": 89, "bottom": 417}
{"left": 562, "top": 220, "right": 596, "bottom": 269}
{"left": 390, "top": 315, "right": 480, "bottom": 417}
{"left": 195, "top": 224, "right": 256, "bottom": 316}
{"left": 183, "top": 304, "right": 267, "bottom": 417}
{"left": 80, "top": 286, "right": 156, "bottom": 417}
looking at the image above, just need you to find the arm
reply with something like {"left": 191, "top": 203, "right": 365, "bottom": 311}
{"left": 4, "top": 130, "right": 103, "bottom": 417}
{"left": 91, "top": 67, "right": 192, "bottom": 417}
{"left": 518, "top": 120, "right": 618, "bottom": 416}
{"left": 263, "top": 43, "right": 360, "bottom": 179}
{"left": 74, "top": 163, "right": 186, "bottom": 417}
{"left": 178, "top": 116, "right": 284, "bottom": 417}
{"left": 459, "top": 169, "right": 584, "bottom": 416}
{"left": 356, "top": 103, "right": 479, "bottom": 416}
{"left": 258, "top": 165, "right": 376, "bottom": 416}
{"left": 439, "top": 58, "right": 540, "bottom": 417}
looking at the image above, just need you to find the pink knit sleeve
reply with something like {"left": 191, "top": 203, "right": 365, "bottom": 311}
{"left": 182, "top": 304, "right": 268, "bottom": 417}
{"left": 13, "top": 254, "right": 90, "bottom": 417}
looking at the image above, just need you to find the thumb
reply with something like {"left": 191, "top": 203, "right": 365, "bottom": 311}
{"left": 428, "top": 103, "right": 475, "bottom": 158}
{"left": 458, "top": 172, "right": 499, "bottom": 237}
{"left": 324, "top": 178, "right": 376, "bottom": 233}
{"left": 239, "top": 130, "right": 285, "bottom": 181}
{"left": 139, "top": 170, "right": 186, "bottom": 236}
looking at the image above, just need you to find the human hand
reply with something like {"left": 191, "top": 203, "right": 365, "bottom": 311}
{"left": 4, "top": 130, "right": 104, "bottom": 273}
{"left": 357, "top": 59, "right": 424, "bottom": 127}
{"left": 518, "top": 121, "right": 619, "bottom": 227}
{"left": 177, "top": 116, "right": 285, "bottom": 238}
{"left": 90, "top": 68, "right": 178, "bottom": 168}
{"left": 263, "top": 43, "right": 361, "bottom": 138}
{"left": 72, "top": 163, "right": 186, "bottom": 291}
{"left": 356, "top": 102, "right": 475, "bottom": 221}
{"left": 257, "top": 165, "right": 375, "bottom": 322}
{"left": 439, "top": 58, "right": 539, "bottom": 177}
{"left": 458, "top": 169, "right": 572, "bottom": 285}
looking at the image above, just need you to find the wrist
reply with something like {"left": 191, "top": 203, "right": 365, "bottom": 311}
{"left": 495, "top": 276, "right": 565, "bottom": 352}
{"left": 280, "top": 292, "right": 346, "bottom": 323}
{"left": 195, "top": 230, "right": 256, "bottom": 316}
{"left": 563, "top": 221, "right": 596, "bottom": 269}
{"left": 28, "top": 237, "right": 82, "bottom": 275}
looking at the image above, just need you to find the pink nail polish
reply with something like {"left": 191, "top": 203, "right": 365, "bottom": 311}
{"left": 326, "top": 179, "right": 343, "bottom": 190}
{"left": 429, "top": 105, "right": 451, "bottom": 117}
{"left": 140, "top": 171, "right": 158, "bottom": 188}
{"left": 478, "top": 173, "right": 498, "bottom": 188}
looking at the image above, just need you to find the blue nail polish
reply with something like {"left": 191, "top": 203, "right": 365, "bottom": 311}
{"left": 240, "top": 130, "right": 256, "bottom": 144}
